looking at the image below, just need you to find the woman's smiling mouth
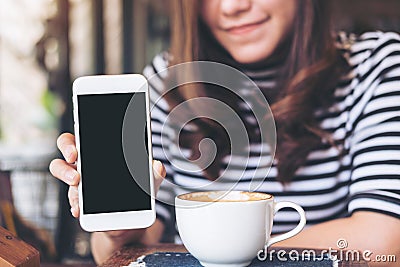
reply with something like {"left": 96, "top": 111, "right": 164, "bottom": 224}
{"left": 225, "top": 17, "right": 270, "bottom": 35}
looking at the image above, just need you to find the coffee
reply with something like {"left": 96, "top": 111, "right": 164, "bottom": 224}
{"left": 178, "top": 191, "right": 272, "bottom": 202}
{"left": 175, "top": 190, "right": 306, "bottom": 267}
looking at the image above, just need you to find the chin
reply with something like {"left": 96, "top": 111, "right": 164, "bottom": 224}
{"left": 232, "top": 54, "right": 269, "bottom": 65}
{"left": 229, "top": 48, "right": 274, "bottom": 65}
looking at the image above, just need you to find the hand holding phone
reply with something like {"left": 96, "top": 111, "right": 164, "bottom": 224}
{"left": 72, "top": 74, "right": 155, "bottom": 232}
{"left": 50, "top": 133, "right": 165, "bottom": 218}
{"left": 49, "top": 132, "right": 166, "bottom": 263}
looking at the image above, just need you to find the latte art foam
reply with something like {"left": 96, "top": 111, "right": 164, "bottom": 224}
{"left": 179, "top": 191, "right": 271, "bottom": 202}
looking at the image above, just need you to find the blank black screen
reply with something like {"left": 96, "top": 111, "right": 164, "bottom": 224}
{"left": 78, "top": 92, "right": 151, "bottom": 214}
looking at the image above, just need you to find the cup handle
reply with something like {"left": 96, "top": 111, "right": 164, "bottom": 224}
{"left": 266, "top": 201, "right": 306, "bottom": 247}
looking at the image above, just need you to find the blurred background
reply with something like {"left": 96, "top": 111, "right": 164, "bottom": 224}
{"left": 0, "top": 0, "right": 399, "bottom": 265}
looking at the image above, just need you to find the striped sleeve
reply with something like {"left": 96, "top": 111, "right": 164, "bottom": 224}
{"left": 348, "top": 32, "right": 400, "bottom": 218}
{"left": 143, "top": 53, "right": 177, "bottom": 241}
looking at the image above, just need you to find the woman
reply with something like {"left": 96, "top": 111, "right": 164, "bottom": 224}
{"left": 50, "top": 0, "right": 400, "bottom": 265}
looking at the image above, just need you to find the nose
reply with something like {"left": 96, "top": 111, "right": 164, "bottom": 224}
{"left": 220, "top": 0, "right": 252, "bottom": 17}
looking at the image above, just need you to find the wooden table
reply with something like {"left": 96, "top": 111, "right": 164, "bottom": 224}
{"left": 0, "top": 226, "right": 40, "bottom": 267}
{"left": 100, "top": 243, "right": 369, "bottom": 266}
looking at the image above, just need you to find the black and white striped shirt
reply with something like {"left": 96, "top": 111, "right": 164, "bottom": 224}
{"left": 143, "top": 31, "right": 400, "bottom": 241}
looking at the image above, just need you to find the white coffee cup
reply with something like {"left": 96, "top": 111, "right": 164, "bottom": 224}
{"left": 175, "top": 191, "right": 306, "bottom": 267}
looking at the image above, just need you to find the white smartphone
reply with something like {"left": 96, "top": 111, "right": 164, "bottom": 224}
{"left": 72, "top": 74, "right": 155, "bottom": 232}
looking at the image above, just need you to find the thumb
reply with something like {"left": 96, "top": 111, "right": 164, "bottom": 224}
{"left": 152, "top": 160, "right": 166, "bottom": 194}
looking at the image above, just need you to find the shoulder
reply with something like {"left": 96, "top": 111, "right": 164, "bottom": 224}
{"left": 335, "top": 32, "right": 400, "bottom": 131}
{"left": 338, "top": 31, "right": 400, "bottom": 71}
{"left": 142, "top": 52, "right": 171, "bottom": 108}
{"left": 142, "top": 51, "right": 170, "bottom": 81}
{"left": 335, "top": 31, "right": 400, "bottom": 104}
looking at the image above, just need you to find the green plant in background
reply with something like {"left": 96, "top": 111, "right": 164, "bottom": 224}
{"left": 39, "top": 89, "right": 64, "bottom": 131}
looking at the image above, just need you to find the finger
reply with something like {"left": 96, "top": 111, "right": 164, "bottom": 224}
{"left": 49, "top": 158, "right": 79, "bottom": 186}
{"left": 68, "top": 186, "right": 79, "bottom": 208}
{"left": 57, "top": 132, "right": 78, "bottom": 164}
{"left": 70, "top": 205, "right": 80, "bottom": 218}
{"left": 152, "top": 160, "right": 166, "bottom": 193}
{"left": 68, "top": 186, "right": 80, "bottom": 218}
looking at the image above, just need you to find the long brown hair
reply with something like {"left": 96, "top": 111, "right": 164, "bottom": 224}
{"left": 166, "top": 0, "right": 349, "bottom": 182}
